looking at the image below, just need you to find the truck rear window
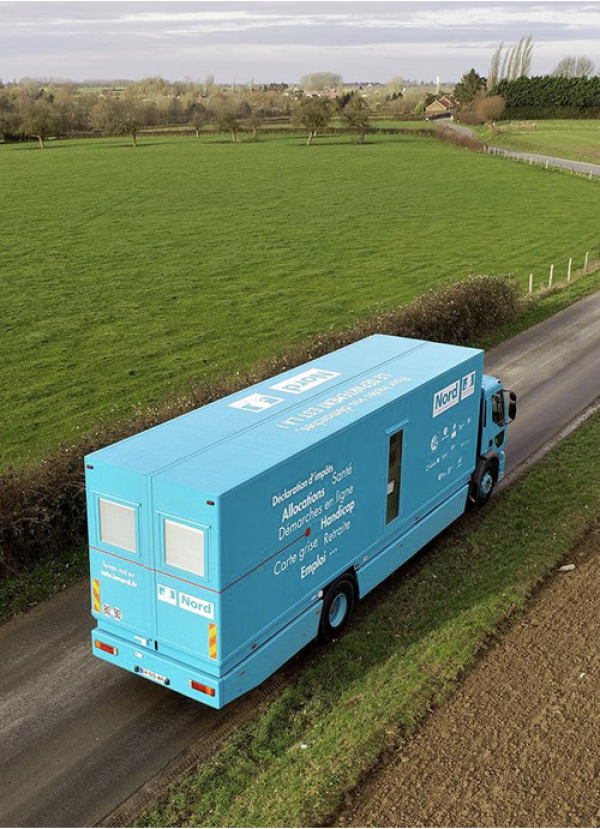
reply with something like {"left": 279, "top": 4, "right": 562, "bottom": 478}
{"left": 99, "top": 498, "right": 137, "bottom": 553}
{"left": 164, "top": 519, "right": 206, "bottom": 578}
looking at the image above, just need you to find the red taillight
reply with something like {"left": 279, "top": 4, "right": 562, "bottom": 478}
{"left": 190, "top": 679, "right": 215, "bottom": 697}
{"left": 95, "top": 639, "right": 118, "bottom": 655}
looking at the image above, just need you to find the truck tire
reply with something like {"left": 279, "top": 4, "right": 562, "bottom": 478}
{"left": 474, "top": 460, "right": 497, "bottom": 508}
{"left": 319, "top": 576, "right": 356, "bottom": 643}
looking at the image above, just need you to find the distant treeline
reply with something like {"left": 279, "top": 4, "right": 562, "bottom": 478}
{"left": 496, "top": 76, "right": 600, "bottom": 119}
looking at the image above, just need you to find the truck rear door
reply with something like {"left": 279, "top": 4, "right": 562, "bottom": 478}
{"left": 149, "top": 480, "right": 218, "bottom": 667}
{"left": 87, "top": 465, "right": 157, "bottom": 646}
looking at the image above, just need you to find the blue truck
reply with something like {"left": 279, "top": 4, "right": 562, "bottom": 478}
{"left": 86, "top": 335, "right": 516, "bottom": 708}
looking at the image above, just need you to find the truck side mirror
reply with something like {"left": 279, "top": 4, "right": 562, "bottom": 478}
{"left": 505, "top": 390, "right": 517, "bottom": 423}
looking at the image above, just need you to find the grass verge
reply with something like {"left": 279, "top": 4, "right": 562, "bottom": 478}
{"left": 138, "top": 406, "right": 600, "bottom": 828}
{"left": 0, "top": 543, "right": 87, "bottom": 625}
{"left": 473, "top": 119, "right": 600, "bottom": 166}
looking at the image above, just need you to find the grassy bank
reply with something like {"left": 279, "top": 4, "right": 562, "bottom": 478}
{"left": 139, "top": 403, "right": 600, "bottom": 828}
{"left": 0, "top": 544, "right": 87, "bottom": 625}
{"left": 3, "top": 131, "right": 600, "bottom": 468}
{"left": 474, "top": 119, "right": 600, "bottom": 165}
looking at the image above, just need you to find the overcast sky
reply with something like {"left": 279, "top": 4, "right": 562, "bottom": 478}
{"left": 1, "top": 1, "right": 599, "bottom": 83}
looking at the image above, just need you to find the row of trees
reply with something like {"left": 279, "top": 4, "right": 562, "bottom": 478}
{"left": 488, "top": 37, "right": 534, "bottom": 88}
{"left": 0, "top": 81, "right": 377, "bottom": 148}
{"left": 0, "top": 80, "right": 301, "bottom": 147}
{"left": 1, "top": 70, "right": 465, "bottom": 148}
{"left": 451, "top": 38, "right": 600, "bottom": 125}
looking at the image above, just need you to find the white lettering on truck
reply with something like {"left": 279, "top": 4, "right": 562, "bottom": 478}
{"left": 271, "top": 369, "right": 340, "bottom": 395}
{"left": 179, "top": 592, "right": 215, "bottom": 619}
{"left": 433, "top": 372, "right": 477, "bottom": 418}
{"left": 433, "top": 380, "right": 460, "bottom": 418}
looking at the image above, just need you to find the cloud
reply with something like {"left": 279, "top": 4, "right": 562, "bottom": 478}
{"left": 1, "top": 2, "right": 599, "bottom": 81}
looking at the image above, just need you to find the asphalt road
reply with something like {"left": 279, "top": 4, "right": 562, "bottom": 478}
{"left": 2, "top": 290, "right": 600, "bottom": 827}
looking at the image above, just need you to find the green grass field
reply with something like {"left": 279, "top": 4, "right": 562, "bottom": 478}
{"left": 475, "top": 119, "right": 600, "bottom": 164}
{"left": 2, "top": 131, "right": 600, "bottom": 469}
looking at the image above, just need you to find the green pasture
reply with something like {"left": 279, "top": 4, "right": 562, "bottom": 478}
{"left": 2, "top": 131, "right": 600, "bottom": 468}
{"left": 475, "top": 119, "right": 600, "bottom": 164}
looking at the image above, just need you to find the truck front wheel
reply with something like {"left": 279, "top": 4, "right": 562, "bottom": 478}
{"left": 319, "top": 576, "right": 356, "bottom": 643}
{"left": 475, "top": 461, "right": 497, "bottom": 507}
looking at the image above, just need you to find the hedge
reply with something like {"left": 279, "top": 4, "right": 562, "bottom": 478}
{"left": 0, "top": 276, "right": 519, "bottom": 578}
{"left": 495, "top": 75, "right": 600, "bottom": 120}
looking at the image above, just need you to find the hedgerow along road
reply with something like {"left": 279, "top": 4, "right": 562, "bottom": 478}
{"left": 2, "top": 290, "right": 600, "bottom": 826}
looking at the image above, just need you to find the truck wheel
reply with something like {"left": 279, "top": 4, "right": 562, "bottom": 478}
{"left": 319, "top": 576, "right": 356, "bottom": 643}
{"left": 475, "top": 462, "right": 497, "bottom": 508}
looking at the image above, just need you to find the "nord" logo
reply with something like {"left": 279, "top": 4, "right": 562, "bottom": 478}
{"left": 179, "top": 591, "right": 214, "bottom": 619}
{"left": 433, "top": 380, "right": 460, "bottom": 417}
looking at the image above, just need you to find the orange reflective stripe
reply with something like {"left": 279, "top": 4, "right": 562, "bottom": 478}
{"left": 209, "top": 623, "right": 217, "bottom": 659}
{"left": 92, "top": 578, "right": 101, "bottom": 612}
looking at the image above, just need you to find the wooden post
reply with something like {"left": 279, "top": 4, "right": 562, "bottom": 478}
{"left": 548, "top": 264, "right": 554, "bottom": 287}
{"left": 584, "top": 251, "right": 589, "bottom": 271}
{"left": 568, "top": 258, "right": 572, "bottom": 282}
{"left": 528, "top": 273, "right": 534, "bottom": 294}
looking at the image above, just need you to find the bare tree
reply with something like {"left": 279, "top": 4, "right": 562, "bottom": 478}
{"left": 341, "top": 95, "right": 370, "bottom": 144}
{"left": 204, "top": 74, "right": 215, "bottom": 96}
{"left": 476, "top": 94, "right": 505, "bottom": 125}
{"left": 521, "top": 35, "right": 534, "bottom": 76}
{"left": 488, "top": 42, "right": 503, "bottom": 89}
{"left": 90, "top": 97, "right": 142, "bottom": 146}
{"left": 121, "top": 104, "right": 142, "bottom": 147}
{"left": 386, "top": 76, "right": 406, "bottom": 95}
{"left": 20, "top": 98, "right": 59, "bottom": 148}
{"left": 247, "top": 111, "right": 263, "bottom": 141}
{"left": 293, "top": 98, "right": 333, "bottom": 145}
{"left": 492, "top": 36, "right": 534, "bottom": 83}
{"left": 300, "top": 72, "right": 342, "bottom": 91}
{"left": 215, "top": 106, "right": 240, "bottom": 142}
{"left": 500, "top": 46, "right": 511, "bottom": 81}
{"left": 189, "top": 104, "right": 209, "bottom": 137}
{"left": 553, "top": 55, "right": 595, "bottom": 77}
{"left": 510, "top": 39, "right": 524, "bottom": 80}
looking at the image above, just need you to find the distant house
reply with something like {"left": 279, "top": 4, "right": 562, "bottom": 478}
{"left": 303, "top": 90, "right": 338, "bottom": 100}
{"left": 424, "top": 95, "right": 457, "bottom": 118}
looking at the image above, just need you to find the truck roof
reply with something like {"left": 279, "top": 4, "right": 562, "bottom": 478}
{"left": 87, "top": 335, "right": 482, "bottom": 493}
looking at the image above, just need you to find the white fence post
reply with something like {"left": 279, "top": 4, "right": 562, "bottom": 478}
{"left": 545, "top": 160, "right": 549, "bottom": 170}
{"left": 585, "top": 251, "right": 589, "bottom": 271}
{"left": 548, "top": 264, "right": 554, "bottom": 287}
{"left": 528, "top": 273, "right": 534, "bottom": 294}
{"left": 568, "top": 257, "right": 572, "bottom": 282}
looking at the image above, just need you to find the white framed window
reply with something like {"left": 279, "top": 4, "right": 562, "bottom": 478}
{"left": 164, "top": 519, "right": 206, "bottom": 577}
{"left": 99, "top": 498, "right": 137, "bottom": 553}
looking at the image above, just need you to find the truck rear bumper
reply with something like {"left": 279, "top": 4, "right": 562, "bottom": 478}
{"left": 92, "top": 629, "right": 225, "bottom": 707}
{"left": 91, "top": 600, "right": 322, "bottom": 708}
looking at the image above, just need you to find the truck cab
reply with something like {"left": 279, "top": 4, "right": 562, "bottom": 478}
{"left": 472, "top": 375, "right": 517, "bottom": 506}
